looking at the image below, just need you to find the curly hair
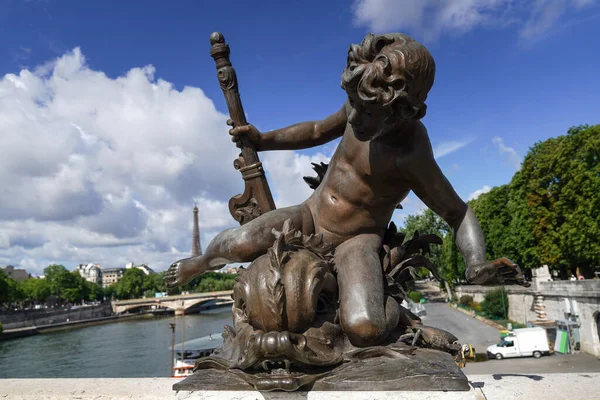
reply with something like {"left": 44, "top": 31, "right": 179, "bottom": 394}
{"left": 341, "top": 33, "right": 436, "bottom": 120}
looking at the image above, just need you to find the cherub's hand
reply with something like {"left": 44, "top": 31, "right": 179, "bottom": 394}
{"left": 227, "top": 119, "right": 261, "bottom": 148}
{"left": 164, "top": 257, "right": 198, "bottom": 289}
{"left": 466, "top": 257, "right": 530, "bottom": 287}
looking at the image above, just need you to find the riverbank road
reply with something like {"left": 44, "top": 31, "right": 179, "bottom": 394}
{"left": 421, "top": 302, "right": 501, "bottom": 352}
{"left": 422, "top": 302, "right": 600, "bottom": 375}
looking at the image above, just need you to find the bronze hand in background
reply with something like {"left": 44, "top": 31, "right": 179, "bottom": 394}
{"left": 466, "top": 257, "right": 530, "bottom": 287}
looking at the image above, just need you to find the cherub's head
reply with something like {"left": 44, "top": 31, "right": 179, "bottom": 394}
{"left": 341, "top": 33, "right": 436, "bottom": 140}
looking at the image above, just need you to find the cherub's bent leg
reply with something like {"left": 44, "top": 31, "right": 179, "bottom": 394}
{"left": 165, "top": 205, "right": 307, "bottom": 288}
{"left": 335, "top": 234, "right": 400, "bottom": 347}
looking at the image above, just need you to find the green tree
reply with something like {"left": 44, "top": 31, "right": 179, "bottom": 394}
{"left": 86, "top": 282, "right": 105, "bottom": 301}
{"left": 0, "top": 270, "right": 25, "bottom": 308}
{"left": 19, "top": 278, "right": 52, "bottom": 304}
{"left": 482, "top": 288, "right": 508, "bottom": 320}
{"left": 142, "top": 271, "right": 166, "bottom": 295}
{"left": 440, "top": 232, "right": 466, "bottom": 284}
{"left": 61, "top": 272, "right": 90, "bottom": 304}
{"left": 468, "top": 185, "right": 514, "bottom": 262}
{"left": 402, "top": 209, "right": 448, "bottom": 268}
{"left": 104, "top": 285, "right": 116, "bottom": 300}
{"left": 44, "top": 264, "right": 77, "bottom": 302}
{"left": 0, "top": 269, "right": 13, "bottom": 306}
{"left": 510, "top": 125, "right": 600, "bottom": 277}
{"left": 115, "top": 268, "right": 146, "bottom": 299}
{"left": 192, "top": 272, "right": 238, "bottom": 293}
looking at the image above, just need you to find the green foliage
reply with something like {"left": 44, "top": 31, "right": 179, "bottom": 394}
{"left": 514, "top": 125, "right": 600, "bottom": 276}
{"left": 408, "top": 291, "right": 422, "bottom": 303}
{"left": 468, "top": 185, "right": 513, "bottom": 262}
{"left": 470, "top": 301, "right": 482, "bottom": 312}
{"left": 0, "top": 322, "right": 3, "bottom": 334}
{"left": 87, "top": 282, "right": 104, "bottom": 301}
{"left": 2, "top": 264, "right": 114, "bottom": 307}
{"left": 482, "top": 288, "right": 508, "bottom": 319}
{"left": 401, "top": 209, "right": 462, "bottom": 284}
{"left": 459, "top": 295, "right": 474, "bottom": 306}
{"left": 192, "top": 272, "right": 237, "bottom": 293}
{"left": 103, "top": 285, "right": 116, "bottom": 300}
{"left": 44, "top": 265, "right": 70, "bottom": 293}
{"left": 114, "top": 268, "right": 146, "bottom": 300}
{"left": 143, "top": 272, "right": 166, "bottom": 294}
{"left": 460, "top": 124, "right": 600, "bottom": 275}
{"left": 0, "top": 269, "right": 26, "bottom": 307}
{"left": 19, "top": 278, "right": 52, "bottom": 303}
{"left": 441, "top": 233, "right": 465, "bottom": 284}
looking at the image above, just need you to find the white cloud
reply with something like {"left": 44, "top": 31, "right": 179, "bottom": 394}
{"left": 433, "top": 138, "right": 475, "bottom": 159}
{"left": 352, "top": 0, "right": 510, "bottom": 40}
{"left": 352, "top": 0, "right": 596, "bottom": 41}
{"left": 262, "top": 151, "right": 333, "bottom": 208}
{"left": 492, "top": 136, "right": 522, "bottom": 170}
{"left": 0, "top": 48, "right": 267, "bottom": 275}
{"left": 520, "top": 0, "right": 597, "bottom": 40}
{"left": 468, "top": 185, "right": 492, "bottom": 201}
{"left": 0, "top": 48, "right": 345, "bottom": 276}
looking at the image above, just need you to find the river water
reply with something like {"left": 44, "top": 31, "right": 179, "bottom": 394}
{"left": 0, "top": 309, "right": 233, "bottom": 378}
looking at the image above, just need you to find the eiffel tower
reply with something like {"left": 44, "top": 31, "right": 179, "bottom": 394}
{"left": 192, "top": 203, "right": 202, "bottom": 257}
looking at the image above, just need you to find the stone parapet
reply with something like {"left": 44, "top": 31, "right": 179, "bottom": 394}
{"left": 2, "top": 375, "right": 600, "bottom": 399}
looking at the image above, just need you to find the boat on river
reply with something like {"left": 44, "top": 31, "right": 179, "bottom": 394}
{"left": 171, "top": 333, "right": 223, "bottom": 378}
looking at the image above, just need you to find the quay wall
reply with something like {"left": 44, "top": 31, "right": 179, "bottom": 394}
{"left": 0, "top": 304, "right": 113, "bottom": 330}
{"left": 454, "top": 280, "right": 600, "bottom": 357}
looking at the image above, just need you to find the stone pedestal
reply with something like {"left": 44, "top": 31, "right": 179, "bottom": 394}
{"left": 174, "top": 348, "right": 470, "bottom": 393}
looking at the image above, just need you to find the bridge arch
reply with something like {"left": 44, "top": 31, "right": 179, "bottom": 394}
{"left": 111, "top": 291, "right": 233, "bottom": 314}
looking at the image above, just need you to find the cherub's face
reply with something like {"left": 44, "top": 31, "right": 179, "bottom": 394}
{"left": 346, "top": 91, "right": 395, "bottom": 141}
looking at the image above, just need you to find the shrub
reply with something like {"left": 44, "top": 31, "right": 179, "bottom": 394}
{"left": 482, "top": 288, "right": 508, "bottom": 319}
{"left": 470, "top": 302, "right": 483, "bottom": 312}
{"left": 459, "top": 295, "right": 474, "bottom": 306}
{"left": 0, "top": 322, "right": 3, "bottom": 334}
{"left": 408, "top": 291, "right": 422, "bottom": 303}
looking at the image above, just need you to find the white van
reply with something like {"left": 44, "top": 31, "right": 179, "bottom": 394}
{"left": 487, "top": 327, "right": 551, "bottom": 360}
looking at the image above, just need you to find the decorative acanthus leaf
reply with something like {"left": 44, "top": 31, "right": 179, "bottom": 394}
{"left": 264, "top": 247, "right": 285, "bottom": 330}
{"left": 303, "top": 162, "right": 329, "bottom": 190}
{"left": 408, "top": 266, "right": 418, "bottom": 280}
{"left": 383, "top": 222, "right": 406, "bottom": 248}
{"left": 419, "top": 234, "right": 443, "bottom": 245}
{"left": 303, "top": 233, "right": 335, "bottom": 261}
{"left": 388, "top": 255, "right": 442, "bottom": 283}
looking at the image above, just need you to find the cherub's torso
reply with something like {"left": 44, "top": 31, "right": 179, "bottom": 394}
{"left": 307, "top": 121, "right": 427, "bottom": 245}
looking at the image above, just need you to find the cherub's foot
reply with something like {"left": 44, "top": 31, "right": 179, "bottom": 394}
{"left": 165, "top": 257, "right": 201, "bottom": 289}
{"left": 398, "top": 329, "right": 422, "bottom": 346}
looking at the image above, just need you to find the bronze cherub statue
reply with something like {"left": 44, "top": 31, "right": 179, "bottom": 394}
{"left": 167, "top": 32, "right": 528, "bottom": 392}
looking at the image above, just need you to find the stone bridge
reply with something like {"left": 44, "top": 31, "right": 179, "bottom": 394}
{"left": 111, "top": 290, "right": 233, "bottom": 314}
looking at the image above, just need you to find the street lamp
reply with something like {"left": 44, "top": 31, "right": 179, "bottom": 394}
{"left": 169, "top": 322, "right": 176, "bottom": 377}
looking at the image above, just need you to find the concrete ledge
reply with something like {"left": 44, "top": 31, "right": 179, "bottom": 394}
{"left": 1, "top": 374, "right": 599, "bottom": 399}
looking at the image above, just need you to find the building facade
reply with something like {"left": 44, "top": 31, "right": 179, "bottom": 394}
{"left": 1, "top": 265, "right": 30, "bottom": 281}
{"left": 125, "top": 262, "right": 155, "bottom": 275}
{"left": 101, "top": 268, "right": 126, "bottom": 288}
{"left": 75, "top": 263, "right": 103, "bottom": 286}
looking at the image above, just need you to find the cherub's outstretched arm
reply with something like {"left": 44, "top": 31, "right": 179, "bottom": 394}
{"left": 230, "top": 103, "right": 347, "bottom": 151}
{"left": 407, "top": 128, "right": 528, "bottom": 286}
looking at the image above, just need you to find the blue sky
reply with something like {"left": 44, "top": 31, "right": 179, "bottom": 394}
{"left": 1, "top": 0, "right": 599, "bottom": 273}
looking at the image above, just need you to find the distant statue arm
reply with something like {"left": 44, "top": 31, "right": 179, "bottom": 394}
{"left": 408, "top": 148, "right": 486, "bottom": 270}
{"left": 257, "top": 103, "right": 347, "bottom": 151}
{"left": 409, "top": 139, "right": 528, "bottom": 286}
